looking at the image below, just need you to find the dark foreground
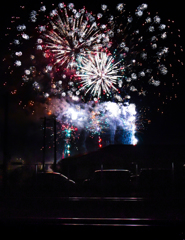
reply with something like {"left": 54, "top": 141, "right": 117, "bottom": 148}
{"left": 1, "top": 143, "right": 185, "bottom": 237}
{"left": 1, "top": 194, "right": 185, "bottom": 238}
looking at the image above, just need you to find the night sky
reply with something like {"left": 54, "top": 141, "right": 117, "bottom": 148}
{"left": 0, "top": 0, "right": 185, "bottom": 164}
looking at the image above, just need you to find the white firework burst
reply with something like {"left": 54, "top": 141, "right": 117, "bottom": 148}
{"left": 41, "top": 5, "right": 105, "bottom": 69}
{"left": 76, "top": 52, "right": 123, "bottom": 98}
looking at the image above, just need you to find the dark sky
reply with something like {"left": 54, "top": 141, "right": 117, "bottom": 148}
{"left": 0, "top": 0, "right": 185, "bottom": 163}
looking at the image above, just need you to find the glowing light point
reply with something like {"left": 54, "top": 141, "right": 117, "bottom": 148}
{"left": 77, "top": 52, "right": 122, "bottom": 98}
{"left": 136, "top": 10, "right": 143, "bottom": 17}
{"left": 22, "top": 33, "right": 29, "bottom": 40}
{"left": 117, "top": 3, "right": 124, "bottom": 11}
{"left": 40, "top": 5, "right": 46, "bottom": 11}
{"left": 15, "top": 51, "right": 22, "bottom": 57}
{"left": 101, "top": 4, "right": 107, "bottom": 10}
{"left": 132, "top": 137, "right": 138, "bottom": 145}
{"left": 15, "top": 60, "right": 21, "bottom": 67}
{"left": 58, "top": 3, "right": 64, "bottom": 8}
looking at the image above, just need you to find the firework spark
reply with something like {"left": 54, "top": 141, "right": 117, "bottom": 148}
{"left": 76, "top": 51, "right": 123, "bottom": 99}
{"left": 41, "top": 4, "right": 105, "bottom": 69}
{"left": 48, "top": 98, "right": 138, "bottom": 145}
{"left": 4, "top": 2, "right": 182, "bottom": 104}
{"left": 96, "top": 3, "right": 183, "bottom": 107}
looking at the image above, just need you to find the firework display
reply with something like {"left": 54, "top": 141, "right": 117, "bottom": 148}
{"left": 3, "top": 2, "right": 183, "bottom": 156}
{"left": 39, "top": 3, "right": 108, "bottom": 70}
{"left": 76, "top": 51, "right": 123, "bottom": 98}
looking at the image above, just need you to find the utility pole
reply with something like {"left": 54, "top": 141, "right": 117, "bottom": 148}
{"left": 41, "top": 117, "right": 46, "bottom": 171}
{"left": 3, "top": 92, "right": 9, "bottom": 192}
{"left": 53, "top": 117, "right": 57, "bottom": 171}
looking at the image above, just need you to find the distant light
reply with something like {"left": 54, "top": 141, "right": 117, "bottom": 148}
{"left": 69, "top": 108, "right": 78, "bottom": 120}
{"left": 44, "top": 93, "right": 49, "bottom": 98}
{"left": 14, "top": 60, "right": 21, "bottom": 66}
{"left": 132, "top": 137, "right": 138, "bottom": 145}
{"left": 22, "top": 33, "right": 29, "bottom": 40}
